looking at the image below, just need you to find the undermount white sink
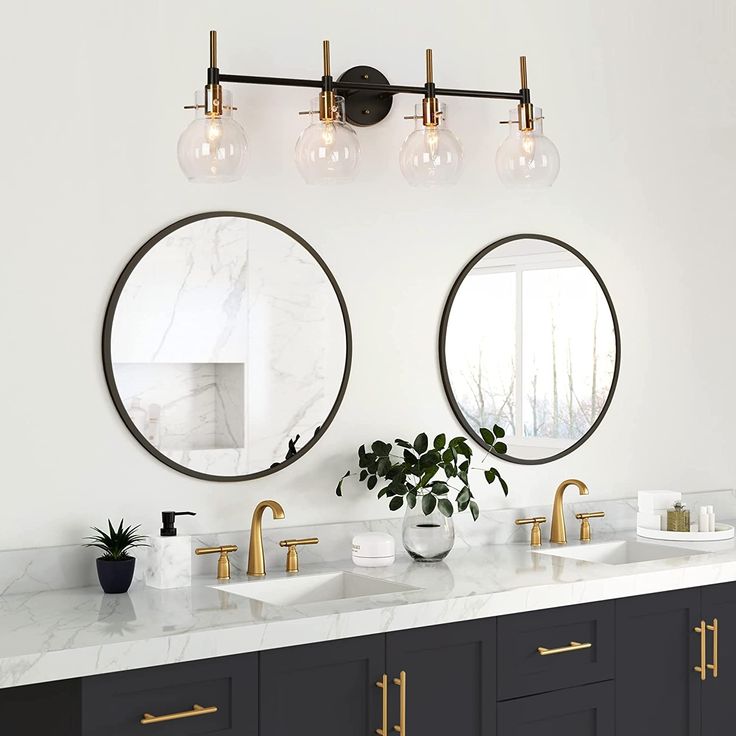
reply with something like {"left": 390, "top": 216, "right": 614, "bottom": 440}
{"left": 534, "top": 540, "right": 707, "bottom": 566}
{"left": 214, "top": 571, "right": 419, "bottom": 606}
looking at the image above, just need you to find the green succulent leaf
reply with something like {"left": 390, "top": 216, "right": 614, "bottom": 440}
{"left": 83, "top": 518, "right": 148, "bottom": 560}
{"left": 389, "top": 496, "right": 404, "bottom": 512}
{"left": 422, "top": 492, "right": 437, "bottom": 515}
{"left": 438, "top": 498, "right": 454, "bottom": 517}
{"left": 413, "top": 433, "right": 429, "bottom": 454}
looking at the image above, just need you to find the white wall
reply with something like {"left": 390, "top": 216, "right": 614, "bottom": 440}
{"left": 2, "top": 0, "right": 735, "bottom": 550}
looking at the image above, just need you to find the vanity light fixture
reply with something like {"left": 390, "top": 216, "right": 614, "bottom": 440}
{"left": 294, "top": 41, "right": 361, "bottom": 184}
{"left": 178, "top": 31, "right": 248, "bottom": 182}
{"left": 399, "top": 50, "right": 463, "bottom": 187}
{"left": 177, "top": 31, "right": 559, "bottom": 187}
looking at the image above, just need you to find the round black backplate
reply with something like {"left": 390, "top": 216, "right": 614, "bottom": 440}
{"left": 336, "top": 66, "right": 393, "bottom": 127}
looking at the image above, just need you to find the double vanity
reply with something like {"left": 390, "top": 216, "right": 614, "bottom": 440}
{"left": 2, "top": 508, "right": 736, "bottom": 736}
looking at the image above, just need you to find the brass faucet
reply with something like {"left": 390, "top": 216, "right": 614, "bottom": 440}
{"left": 550, "top": 479, "right": 589, "bottom": 544}
{"left": 247, "top": 500, "right": 285, "bottom": 576}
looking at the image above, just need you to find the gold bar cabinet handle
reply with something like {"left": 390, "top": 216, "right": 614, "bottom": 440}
{"left": 694, "top": 620, "right": 707, "bottom": 681}
{"left": 392, "top": 670, "right": 407, "bottom": 735}
{"left": 537, "top": 640, "right": 592, "bottom": 656}
{"left": 375, "top": 674, "right": 388, "bottom": 736}
{"left": 140, "top": 703, "right": 217, "bottom": 725}
{"left": 707, "top": 618, "right": 719, "bottom": 678}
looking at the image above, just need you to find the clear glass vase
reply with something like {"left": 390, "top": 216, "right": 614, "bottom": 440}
{"left": 402, "top": 497, "right": 455, "bottom": 562}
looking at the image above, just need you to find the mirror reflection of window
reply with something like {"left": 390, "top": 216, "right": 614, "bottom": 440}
{"left": 443, "top": 237, "right": 618, "bottom": 463}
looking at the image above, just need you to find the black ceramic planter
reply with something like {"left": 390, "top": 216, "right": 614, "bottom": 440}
{"left": 96, "top": 557, "right": 136, "bottom": 594}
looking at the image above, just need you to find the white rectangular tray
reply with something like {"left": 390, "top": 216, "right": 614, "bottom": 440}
{"left": 637, "top": 523, "right": 734, "bottom": 542}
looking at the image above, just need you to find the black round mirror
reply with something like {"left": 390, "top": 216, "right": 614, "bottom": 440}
{"left": 439, "top": 234, "right": 620, "bottom": 464}
{"left": 103, "top": 212, "right": 352, "bottom": 481}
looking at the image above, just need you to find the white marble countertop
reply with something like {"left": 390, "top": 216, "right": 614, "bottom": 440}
{"left": 3, "top": 529, "right": 736, "bottom": 690}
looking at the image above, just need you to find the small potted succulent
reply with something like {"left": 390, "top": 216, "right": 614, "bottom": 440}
{"left": 84, "top": 519, "right": 148, "bottom": 594}
{"left": 337, "top": 427, "right": 509, "bottom": 562}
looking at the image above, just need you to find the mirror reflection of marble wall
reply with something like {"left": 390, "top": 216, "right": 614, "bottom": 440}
{"left": 441, "top": 235, "right": 620, "bottom": 464}
{"left": 104, "top": 213, "right": 350, "bottom": 480}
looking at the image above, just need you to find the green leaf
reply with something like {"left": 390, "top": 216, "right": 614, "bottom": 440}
{"left": 372, "top": 440, "right": 391, "bottom": 457}
{"left": 449, "top": 436, "right": 466, "bottom": 447}
{"left": 367, "top": 475, "right": 378, "bottom": 491}
{"left": 433, "top": 433, "right": 446, "bottom": 450}
{"left": 406, "top": 491, "right": 417, "bottom": 509}
{"left": 394, "top": 438, "right": 413, "bottom": 449}
{"left": 484, "top": 468, "right": 496, "bottom": 484}
{"left": 431, "top": 481, "right": 450, "bottom": 496}
{"left": 493, "top": 442, "right": 508, "bottom": 455}
{"left": 457, "top": 470, "right": 468, "bottom": 485}
{"left": 359, "top": 469, "right": 368, "bottom": 482}
{"left": 442, "top": 447, "right": 456, "bottom": 464}
{"left": 413, "top": 432, "right": 428, "bottom": 454}
{"left": 469, "top": 500, "right": 480, "bottom": 521}
{"left": 459, "top": 459, "right": 469, "bottom": 472}
{"left": 389, "top": 496, "right": 404, "bottom": 512}
{"left": 376, "top": 457, "right": 391, "bottom": 476}
{"left": 498, "top": 474, "right": 509, "bottom": 497}
{"left": 403, "top": 448, "right": 418, "bottom": 465}
{"left": 455, "top": 441, "right": 472, "bottom": 458}
{"left": 336, "top": 470, "right": 350, "bottom": 496}
{"left": 419, "top": 465, "right": 439, "bottom": 487}
{"left": 438, "top": 498, "right": 454, "bottom": 517}
{"left": 479, "top": 426, "right": 495, "bottom": 445}
{"left": 419, "top": 449, "right": 442, "bottom": 470}
{"left": 457, "top": 486, "right": 471, "bottom": 508}
{"left": 422, "top": 493, "right": 437, "bottom": 515}
{"left": 358, "top": 444, "right": 366, "bottom": 457}
{"left": 493, "top": 424, "right": 505, "bottom": 439}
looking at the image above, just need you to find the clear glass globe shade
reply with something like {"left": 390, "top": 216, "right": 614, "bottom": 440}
{"left": 177, "top": 90, "right": 247, "bottom": 183}
{"left": 399, "top": 103, "right": 463, "bottom": 187}
{"left": 495, "top": 107, "right": 559, "bottom": 189}
{"left": 295, "top": 97, "right": 360, "bottom": 185}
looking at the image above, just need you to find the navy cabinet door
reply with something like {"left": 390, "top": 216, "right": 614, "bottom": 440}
{"left": 260, "top": 634, "right": 385, "bottom": 736}
{"left": 387, "top": 618, "right": 496, "bottom": 736}
{"left": 497, "top": 681, "right": 614, "bottom": 736}
{"left": 616, "top": 588, "right": 702, "bottom": 736}
{"left": 701, "top": 582, "right": 736, "bottom": 736}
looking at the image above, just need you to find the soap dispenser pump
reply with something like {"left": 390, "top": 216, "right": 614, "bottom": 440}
{"left": 145, "top": 511, "right": 197, "bottom": 590}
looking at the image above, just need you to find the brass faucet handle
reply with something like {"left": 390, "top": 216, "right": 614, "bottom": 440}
{"left": 195, "top": 544, "right": 238, "bottom": 580}
{"left": 575, "top": 511, "right": 605, "bottom": 542}
{"left": 515, "top": 517, "right": 547, "bottom": 548}
{"left": 278, "top": 537, "right": 319, "bottom": 573}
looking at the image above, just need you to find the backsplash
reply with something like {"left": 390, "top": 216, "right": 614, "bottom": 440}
{"left": 2, "top": 489, "right": 734, "bottom": 596}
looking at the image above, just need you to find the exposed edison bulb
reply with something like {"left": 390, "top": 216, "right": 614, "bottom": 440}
{"left": 178, "top": 89, "right": 247, "bottom": 183}
{"left": 399, "top": 102, "right": 463, "bottom": 187}
{"left": 295, "top": 97, "right": 360, "bottom": 185}
{"left": 496, "top": 107, "right": 559, "bottom": 188}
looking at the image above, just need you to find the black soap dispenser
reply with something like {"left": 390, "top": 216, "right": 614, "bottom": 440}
{"left": 144, "top": 511, "right": 197, "bottom": 590}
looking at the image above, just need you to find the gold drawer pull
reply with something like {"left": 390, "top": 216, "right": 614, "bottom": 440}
{"left": 694, "top": 620, "right": 707, "bottom": 680}
{"left": 707, "top": 618, "right": 719, "bottom": 678}
{"left": 375, "top": 674, "right": 388, "bottom": 735}
{"left": 392, "top": 670, "right": 407, "bottom": 735}
{"left": 537, "top": 640, "right": 592, "bottom": 656}
{"left": 140, "top": 703, "right": 218, "bottom": 725}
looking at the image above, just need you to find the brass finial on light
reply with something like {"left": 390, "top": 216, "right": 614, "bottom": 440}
{"left": 421, "top": 48, "right": 440, "bottom": 127}
{"left": 319, "top": 39, "right": 337, "bottom": 122}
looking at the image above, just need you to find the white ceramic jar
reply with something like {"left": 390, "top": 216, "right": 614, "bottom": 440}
{"left": 352, "top": 532, "right": 395, "bottom": 567}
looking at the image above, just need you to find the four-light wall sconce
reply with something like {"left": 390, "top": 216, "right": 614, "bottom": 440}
{"left": 177, "top": 31, "right": 560, "bottom": 188}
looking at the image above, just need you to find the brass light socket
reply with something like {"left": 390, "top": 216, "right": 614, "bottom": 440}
{"left": 319, "top": 89, "right": 337, "bottom": 122}
{"left": 204, "top": 83, "right": 223, "bottom": 117}
{"left": 422, "top": 96, "right": 441, "bottom": 127}
{"left": 517, "top": 101, "right": 534, "bottom": 132}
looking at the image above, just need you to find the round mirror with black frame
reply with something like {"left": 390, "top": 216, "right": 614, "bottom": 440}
{"left": 439, "top": 234, "right": 620, "bottom": 465}
{"left": 102, "top": 211, "right": 352, "bottom": 481}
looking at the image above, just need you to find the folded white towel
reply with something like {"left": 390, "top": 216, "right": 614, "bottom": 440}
{"left": 637, "top": 512, "right": 662, "bottom": 531}
{"left": 638, "top": 490, "right": 681, "bottom": 513}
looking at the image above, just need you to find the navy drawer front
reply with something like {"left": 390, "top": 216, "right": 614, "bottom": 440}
{"left": 497, "top": 681, "right": 615, "bottom": 736}
{"left": 497, "top": 600, "right": 615, "bottom": 700}
{"left": 81, "top": 655, "right": 257, "bottom": 736}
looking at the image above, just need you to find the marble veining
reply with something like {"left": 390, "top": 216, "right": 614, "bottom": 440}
{"left": 1, "top": 490, "right": 736, "bottom": 689}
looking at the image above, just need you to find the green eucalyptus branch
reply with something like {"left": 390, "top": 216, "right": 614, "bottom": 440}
{"left": 336, "top": 426, "right": 509, "bottom": 520}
